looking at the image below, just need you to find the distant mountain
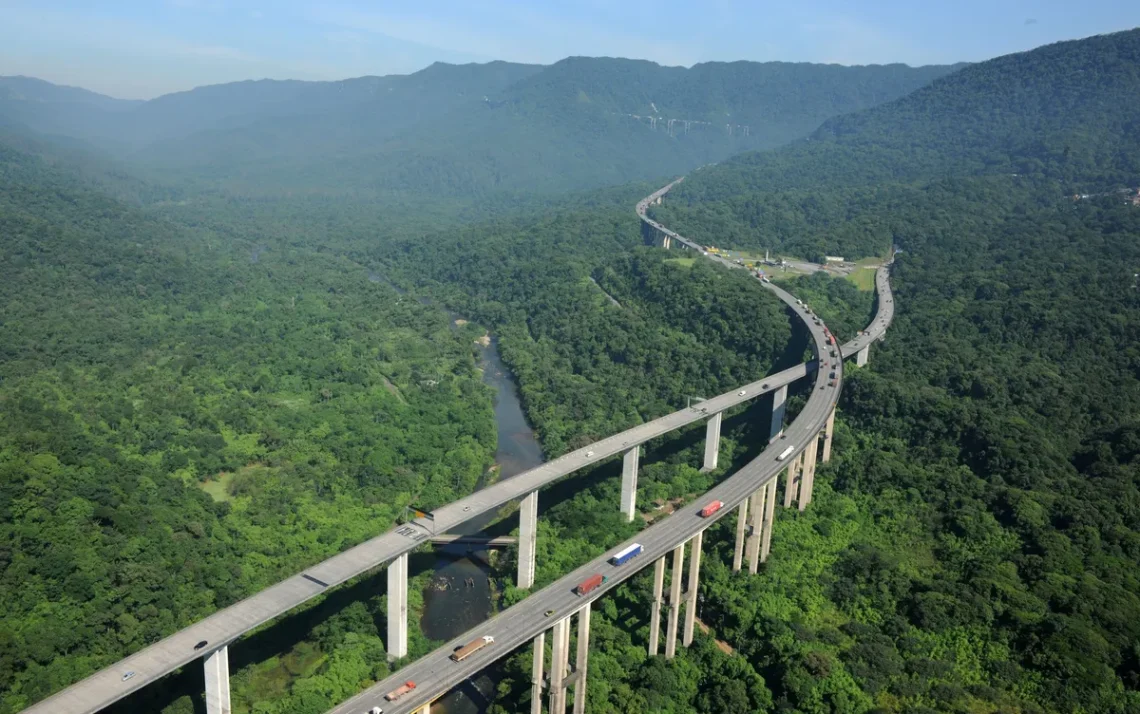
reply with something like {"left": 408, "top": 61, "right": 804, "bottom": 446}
{"left": 0, "top": 76, "right": 143, "bottom": 146}
{"left": 0, "top": 58, "right": 963, "bottom": 197}
{"left": 0, "top": 75, "right": 140, "bottom": 111}
{"left": 653, "top": 28, "right": 1140, "bottom": 258}
{"left": 665, "top": 28, "right": 1140, "bottom": 205}
{"left": 500, "top": 57, "right": 966, "bottom": 145}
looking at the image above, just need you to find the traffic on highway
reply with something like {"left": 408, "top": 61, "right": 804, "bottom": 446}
{"left": 323, "top": 185, "right": 893, "bottom": 714}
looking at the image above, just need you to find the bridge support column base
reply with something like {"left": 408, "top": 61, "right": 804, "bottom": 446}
{"left": 386, "top": 552, "right": 408, "bottom": 660}
{"left": 518, "top": 490, "right": 538, "bottom": 589}
{"left": 204, "top": 644, "right": 231, "bottom": 714}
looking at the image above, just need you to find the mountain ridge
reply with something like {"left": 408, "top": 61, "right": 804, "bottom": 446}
{"left": 1, "top": 56, "right": 964, "bottom": 197}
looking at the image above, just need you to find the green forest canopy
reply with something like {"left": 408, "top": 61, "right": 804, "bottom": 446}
{"left": 3, "top": 25, "right": 1140, "bottom": 714}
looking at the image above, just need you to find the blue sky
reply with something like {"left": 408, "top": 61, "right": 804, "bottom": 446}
{"left": 1, "top": 0, "right": 1138, "bottom": 99}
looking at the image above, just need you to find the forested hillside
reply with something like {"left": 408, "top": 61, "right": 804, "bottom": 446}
{"left": 654, "top": 28, "right": 1140, "bottom": 258}
{"left": 2, "top": 57, "right": 959, "bottom": 198}
{"left": 373, "top": 207, "right": 797, "bottom": 455}
{"left": 6, "top": 24, "right": 1140, "bottom": 714}
{"left": 584, "top": 27, "right": 1140, "bottom": 714}
{"left": 0, "top": 142, "right": 499, "bottom": 710}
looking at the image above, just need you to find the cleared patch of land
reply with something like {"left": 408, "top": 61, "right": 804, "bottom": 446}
{"left": 200, "top": 470, "right": 237, "bottom": 502}
{"left": 845, "top": 257, "right": 883, "bottom": 291}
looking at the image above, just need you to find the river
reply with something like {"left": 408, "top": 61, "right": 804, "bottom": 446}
{"left": 419, "top": 332, "right": 545, "bottom": 714}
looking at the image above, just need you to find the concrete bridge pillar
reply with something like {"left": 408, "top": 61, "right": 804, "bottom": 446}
{"left": 620, "top": 446, "right": 640, "bottom": 522}
{"left": 746, "top": 488, "right": 766, "bottom": 574}
{"left": 856, "top": 344, "right": 869, "bottom": 366}
{"left": 203, "top": 644, "right": 231, "bottom": 714}
{"left": 531, "top": 631, "right": 545, "bottom": 714}
{"left": 572, "top": 603, "right": 592, "bottom": 714}
{"left": 683, "top": 530, "right": 704, "bottom": 647}
{"left": 387, "top": 552, "right": 408, "bottom": 660}
{"left": 821, "top": 409, "right": 835, "bottom": 463}
{"left": 518, "top": 490, "right": 539, "bottom": 589}
{"left": 549, "top": 615, "right": 571, "bottom": 713}
{"left": 701, "top": 412, "right": 722, "bottom": 472}
{"left": 648, "top": 556, "right": 666, "bottom": 656}
{"left": 732, "top": 498, "right": 748, "bottom": 572}
{"left": 760, "top": 478, "right": 778, "bottom": 562}
{"left": 800, "top": 441, "right": 818, "bottom": 511}
{"left": 664, "top": 544, "right": 685, "bottom": 659}
{"left": 769, "top": 385, "right": 788, "bottom": 442}
{"left": 783, "top": 452, "right": 803, "bottom": 509}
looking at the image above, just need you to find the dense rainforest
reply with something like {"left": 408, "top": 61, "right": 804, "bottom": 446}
{"left": 528, "top": 28, "right": 1140, "bottom": 714}
{"left": 0, "top": 142, "right": 502, "bottom": 711}
{"left": 0, "top": 130, "right": 811, "bottom": 713}
{"left": 3, "top": 24, "right": 1140, "bottom": 714}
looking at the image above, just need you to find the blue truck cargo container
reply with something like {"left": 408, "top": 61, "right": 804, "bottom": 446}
{"left": 610, "top": 543, "right": 643, "bottom": 566}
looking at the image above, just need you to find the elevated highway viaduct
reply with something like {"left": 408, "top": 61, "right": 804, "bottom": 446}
{"left": 326, "top": 185, "right": 893, "bottom": 714}
{"left": 21, "top": 180, "right": 892, "bottom": 714}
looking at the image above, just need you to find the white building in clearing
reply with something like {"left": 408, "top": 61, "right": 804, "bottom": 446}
{"left": 824, "top": 256, "right": 844, "bottom": 263}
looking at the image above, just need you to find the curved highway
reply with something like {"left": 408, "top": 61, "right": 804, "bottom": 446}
{"left": 324, "top": 184, "right": 894, "bottom": 714}
{"left": 21, "top": 179, "right": 892, "bottom": 714}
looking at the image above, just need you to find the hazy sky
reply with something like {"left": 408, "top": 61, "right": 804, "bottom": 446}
{"left": 1, "top": 0, "right": 1138, "bottom": 99}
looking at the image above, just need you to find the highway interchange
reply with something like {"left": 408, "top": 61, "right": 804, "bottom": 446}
{"left": 22, "top": 180, "right": 892, "bottom": 714}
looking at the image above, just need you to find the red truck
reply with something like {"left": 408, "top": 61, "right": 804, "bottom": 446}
{"left": 575, "top": 574, "right": 607, "bottom": 596}
{"left": 699, "top": 500, "right": 724, "bottom": 518}
{"left": 385, "top": 681, "right": 416, "bottom": 702}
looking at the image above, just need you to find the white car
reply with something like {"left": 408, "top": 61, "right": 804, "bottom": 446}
{"left": 738, "top": 390, "right": 746, "bottom": 396}
{"left": 585, "top": 451, "right": 595, "bottom": 458}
